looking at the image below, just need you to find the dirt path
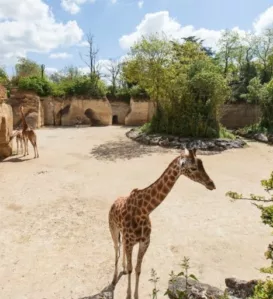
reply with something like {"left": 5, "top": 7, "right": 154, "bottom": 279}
{"left": 0, "top": 126, "right": 273, "bottom": 299}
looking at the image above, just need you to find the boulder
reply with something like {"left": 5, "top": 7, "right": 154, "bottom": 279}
{"left": 225, "top": 277, "right": 258, "bottom": 299}
{"left": 268, "top": 134, "right": 273, "bottom": 144}
{"left": 0, "top": 102, "right": 13, "bottom": 159}
{"left": 167, "top": 277, "right": 224, "bottom": 299}
{"left": 254, "top": 133, "right": 268, "bottom": 143}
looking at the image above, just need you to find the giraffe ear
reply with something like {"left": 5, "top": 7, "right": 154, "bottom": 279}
{"left": 184, "top": 148, "right": 190, "bottom": 156}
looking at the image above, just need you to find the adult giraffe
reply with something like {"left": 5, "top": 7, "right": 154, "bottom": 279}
{"left": 108, "top": 148, "right": 216, "bottom": 299}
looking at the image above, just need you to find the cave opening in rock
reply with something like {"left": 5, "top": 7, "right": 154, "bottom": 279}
{"left": 56, "top": 105, "right": 71, "bottom": 126}
{"left": 112, "top": 115, "right": 118, "bottom": 125}
{"left": 84, "top": 108, "right": 101, "bottom": 126}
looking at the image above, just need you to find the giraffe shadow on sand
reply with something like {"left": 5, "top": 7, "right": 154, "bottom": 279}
{"left": 79, "top": 271, "right": 126, "bottom": 299}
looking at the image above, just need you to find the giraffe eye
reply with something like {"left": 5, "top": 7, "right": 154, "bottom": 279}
{"left": 190, "top": 167, "right": 197, "bottom": 171}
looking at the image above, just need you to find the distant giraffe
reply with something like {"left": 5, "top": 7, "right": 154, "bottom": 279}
{"left": 108, "top": 148, "right": 216, "bottom": 299}
{"left": 9, "top": 129, "right": 24, "bottom": 155}
{"left": 19, "top": 105, "right": 39, "bottom": 158}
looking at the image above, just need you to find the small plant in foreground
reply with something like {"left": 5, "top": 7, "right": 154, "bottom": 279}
{"left": 164, "top": 256, "right": 198, "bottom": 299}
{"left": 149, "top": 268, "right": 160, "bottom": 299}
{"left": 250, "top": 278, "right": 273, "bottom": 299}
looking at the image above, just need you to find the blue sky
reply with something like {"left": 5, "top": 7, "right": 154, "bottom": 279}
{"left": 1, "top": 0, "right": 273, "bottom": 76}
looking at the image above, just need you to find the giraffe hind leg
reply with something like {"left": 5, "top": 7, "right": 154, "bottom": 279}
{"left": 109, "top": 222, "right": 121, "bottom": 287}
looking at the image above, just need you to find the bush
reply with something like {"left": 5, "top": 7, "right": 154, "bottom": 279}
{"left": 17, "top": 75, "right": 107, "bottom": 98}
{"left": 18, "top": 76, "right": 52, "bottom": 96}
{"left": 129, "top": 85, "right": 149, "bottom": 100}
{"left": 251, "top": 279, "right": 273, "bottom": 299}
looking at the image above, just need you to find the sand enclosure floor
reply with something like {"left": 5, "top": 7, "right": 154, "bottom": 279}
{"left": 0, "top": 126, "right": 273, "bottom": 299}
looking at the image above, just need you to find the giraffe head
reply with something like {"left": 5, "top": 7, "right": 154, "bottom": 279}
{"left": 179, "top": 148, "right": 216, "bottom": 190}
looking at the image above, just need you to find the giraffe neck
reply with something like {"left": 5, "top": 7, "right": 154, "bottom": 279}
{"left": 143, "top": 157, "right": 181, "bottom": 214}
{"left": 20, "top": 110, "right": 28, "bottom": 131}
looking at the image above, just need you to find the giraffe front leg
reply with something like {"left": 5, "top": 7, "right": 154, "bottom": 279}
{"left": 122, "top": 238, "right": 127, "bottom": 274}
{"left": 126, "top": 245, "right": 133, "bottom": 299}
{"left": 16, "top": 139, "right": 19, "bottom": 155}
{"left": 134, "top": 238, "right": 150, "bottom": 299}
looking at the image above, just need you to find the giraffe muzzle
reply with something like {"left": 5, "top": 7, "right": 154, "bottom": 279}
{"left": 206, "top": 180, "right": 216, "bottom": 190}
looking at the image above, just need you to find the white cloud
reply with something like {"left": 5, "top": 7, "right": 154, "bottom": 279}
{"left": 253, "top": 6, "right": 273, "bottom": 34}
{"left": 77, "top": 41, "right": 89, "bottom": 47}
{"left": 0, "top": 0, "right": 84, "bottom": 65}
{"left": 111, "top": 0, "right": 117, "bottom": 3}
{"left": 119, "top": 11, "right": 223, "bottom": 50}
{"left": 49, "top": 52, "right": 72, "bottom": 59}
{"left": 138, "top": 1, "right": 144, "bottom": 9}
{"left": 61, "top": 0, "right": 96, "bottom": 14}
{"left": 45, "top": 67, "right": 58, "bottom": 75}
{"left": 119, "top": 7, "right": 273, "bottom": 51}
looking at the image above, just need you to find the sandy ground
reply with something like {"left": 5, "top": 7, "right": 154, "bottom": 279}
{"left": 0, "top": 126, "right": 273, "bottom": 299}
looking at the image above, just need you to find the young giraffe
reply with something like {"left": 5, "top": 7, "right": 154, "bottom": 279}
{"left": 9, "top": 129, "right": 24, "bottom": 155}
{"left": 108, "top": 148, "right": 216, "bottom": 299}
{"left": 19, "top": 105, "right": 39, "bottom": 158}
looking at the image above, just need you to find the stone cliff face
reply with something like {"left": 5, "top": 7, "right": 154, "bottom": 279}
{"left": 110, "top": 100, "right": 130, "bottom": 125}
{"left": 42, "top": 96, "right": 112, "bottom": 126}
{"left": 0, "top": 85, "right": 13, "bottom": 158}
{"left": 7, "top": 88, "right": 44, "bottom": 129}
{"left": 0, "top": 103, "right": 13, "bottom": 159}
{"left": 125, "top": 99, "right": 156, "bottom": 126}
{"left": 3, "top": 87, "right": 263, "bottom": 130}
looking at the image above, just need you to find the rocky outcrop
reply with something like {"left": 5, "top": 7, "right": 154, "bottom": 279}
{"left": 235, "top": 130, "right": 273, "bottom": 145}
{"left": 126, "top": 128, "right": 246, "bottom": 153}
{"left": 0, "top": 85, "right": 7, "bottom": 102}
{"left": 42, "top": 97, "right": 112, "bottom": 126}
{"left": 110, "top": 100, "right": 130, "bottom": 124}
{"left": 167, "top": 277, "right": 259, "bottom": 299}
{"left": 7, "top": 88, "right": 44, "bottom": 129}
{"left": 0, "top": 102, "right": 13, "bottom": 159}
{"left": 125, "top": 99, "right": 156, "bottom": 126}
{"left": 168, "top": 277, "right": 224, "bottom": 299}
{"left": 225, "top": 277, "right": 259, "bottom": 299}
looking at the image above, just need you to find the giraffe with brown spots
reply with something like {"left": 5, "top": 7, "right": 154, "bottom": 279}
{"left": 108, "top": 148, "right": 216, "bottom": 299}
{"left": 19, "top": 105, "right": 39, "bottom": 158}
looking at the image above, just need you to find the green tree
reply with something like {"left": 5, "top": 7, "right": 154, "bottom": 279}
{"left": 0, "top": 66, "right": 8, "bottom": 84}
{"left": 123, "top": 35, "right": 230, "bottom": 137}
{"left": 123, "top": 34, "right": 173, "bottom": 102}
{"left": 216, "top": 29, "right": 240, "bottom": 77}
{"left": 15, "top": 57, "right": 41, "bottom": 78}
{"left": 253, "top": 29, "right": 273, "bottom": 83}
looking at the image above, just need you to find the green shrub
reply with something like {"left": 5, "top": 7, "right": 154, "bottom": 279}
{"left": 18, "top": 76, "right": 52, "bottom": 96}
{"left": 251, "top": 279, "right": 273, "bottom": 299}
{"left": 17, "top": 75, "right": 107, "bottom": 98}
{"left": 130, "top": 85, "right": 149, "bottom": 99}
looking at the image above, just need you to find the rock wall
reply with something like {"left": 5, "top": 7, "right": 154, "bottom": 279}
{"left": 110, "top": 100, "right": 130, "bottom": 124}
{"left": 7, "top": 89, "right": 44, "bottom": 129}
{"left": 0, "top": 102, "right": 13, "bottom": 159}
{"left": 42, "top": 97, "right": 112, "bottom": 126}
{"left": 4, "top": 89, "right": 263, "bottom": 130}
{"left": 0, "top": 85, "right": 7, "bottom": 102}
{"left": 125, "top": 98, "right": 156, "bottom": 126}
{"left": 124, "top": 100, "right": 260, "bottom": 129}
{"left": 220, "top": 104, "right": 261, "bottom": 129}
